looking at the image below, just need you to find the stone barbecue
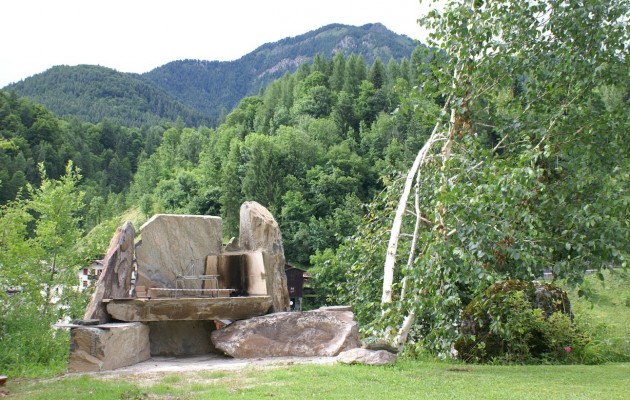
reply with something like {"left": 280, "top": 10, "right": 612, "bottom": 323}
{"left": 67, "top": 201, "right": 365, "bottom": 373}
{"left": 68, "top": 202, "right": 290, "bottom": 372}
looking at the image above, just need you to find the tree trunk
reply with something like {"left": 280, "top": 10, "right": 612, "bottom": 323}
{"left": 381, "top": 111, "right": 446, "bottom": 305}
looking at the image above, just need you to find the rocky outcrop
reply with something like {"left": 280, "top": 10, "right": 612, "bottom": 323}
{"left": 71, "top": 205, "right": 299, "bottom": 371}
{"left": 239, "top": 201, "right": 290, "bottom": 312}
{"left": 83, "top": 221, "right": 135, "bottom": 323}
{"left": 68, "top": 322, "right": 150, "bottom": 372}
{"left": 135, "top": 214, "right": 223, "bottom": 289}
{"left": 211, "top": 310, "right": 361, "bottom": 358}
{"left": 337, "top": 348, "right": 397, "bottom": 366}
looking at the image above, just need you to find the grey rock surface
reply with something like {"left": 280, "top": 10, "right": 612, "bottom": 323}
{"left": 84, "top": 221, "right": 135, "bottom": 323}
{"left": 68, "top": 322, "right": 150, "bottom": 372}
{"left": 211, "top": 310, "right": 361, "bottom": 358}
{"left": 337, "top": 348, "right": 397, "bottom": 366}
{"left": 135, "top": 214, "right": 223, "bottom": 289}
{"left": 239, "top": 201, "right": 290, "bottom": 312}
{"left": 106, "top": 296, "right": 272, "bottom": 321}
{"left": 148, "top": 321, "right": 217, "bottom": 356}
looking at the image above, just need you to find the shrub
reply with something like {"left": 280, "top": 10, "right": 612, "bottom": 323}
{"left": 454, "top": 279, "right": 595, "bottom": 364}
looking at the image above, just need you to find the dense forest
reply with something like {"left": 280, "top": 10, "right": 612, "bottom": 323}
{"left": 0, "top": 89, "right": 164, "bottom": 226}
{"left": 4, "top": 65, "right": 212, "bottom": 127}
{"left": 1, "top": 0, "right": 628, "bottom": 375}
{"left": 0, "top": 48, "right": 434, "bottom": 263}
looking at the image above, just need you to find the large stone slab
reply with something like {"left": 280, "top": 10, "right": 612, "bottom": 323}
{"left": 148, "top": 321, "right": 217, "bottom": 356}
{"left": 106, "top": 296, "right": 273, "bottom": 321}
{"left": 68, "top": 322, "right": 150, "bottom": 372}
{"left": 135, "top": 214, "right": 223, "bottom": 289}
{"left": 239, "top": 202, "right": 289, "bottom": 312}
{"left": 84, "top": 221, "right": 135, "bottom": 323}
{"left": 211, "top": 310, "right": 361, "bottom": 358}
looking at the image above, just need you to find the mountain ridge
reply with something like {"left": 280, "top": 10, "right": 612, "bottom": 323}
{"left": 5, "top": 23, "right": 422, "bottom": 126}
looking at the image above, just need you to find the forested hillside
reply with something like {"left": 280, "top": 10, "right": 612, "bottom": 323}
{"left": 132, "top": 50, "right": 437, "bottom": 265}
{"left": 4, "top": 23, "right": 420, "bottom": 127}
{"left": 0, "top": 89, "right": 168, "bottom": 227}
{"left": 0, "top": 49, "right": 433, "bottom": 262}
{"left": 144, "top": 23, "right": 421, "bottom": 121}
{"left": 4, "top": 65, "right": 211, "bottom": 127}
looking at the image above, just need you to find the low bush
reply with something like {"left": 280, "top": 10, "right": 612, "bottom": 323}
{"left": 454, "top": 279, "right": 596, "bottom": 364}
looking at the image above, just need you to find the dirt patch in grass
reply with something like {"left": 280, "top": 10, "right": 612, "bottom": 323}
{"left": 90, "top": 354, "right": 337, "bottom": 386}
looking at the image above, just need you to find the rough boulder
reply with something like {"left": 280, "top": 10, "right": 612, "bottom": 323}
{"left": 211, "top": 309, "right": 361, "bottom": 358}
{"left": 239, "top": 201, "right": 290, "bottom": 312}
{"left": 337, "top": 348, "right": 397, "bottom": 366}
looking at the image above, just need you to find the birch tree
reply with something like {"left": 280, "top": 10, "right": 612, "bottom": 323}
{"left": 328, "top": 0, "right": 629, "bottom": 354}
{"left": 389, "top": 0, "right": 628, "bottom": 352}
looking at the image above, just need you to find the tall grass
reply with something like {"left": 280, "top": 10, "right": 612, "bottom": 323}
{"left": 0, "top": 306, "right": 69, "bottom": 377}
{"left": 568, "top": 268, "right": 630, "bottom": 363}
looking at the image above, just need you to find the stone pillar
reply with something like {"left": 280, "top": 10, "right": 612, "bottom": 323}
{"left": 239, "top": 201, "right": 290, "bottom": 312}
{"left": 84, "top": 221, "right": 135, "bottom": 323}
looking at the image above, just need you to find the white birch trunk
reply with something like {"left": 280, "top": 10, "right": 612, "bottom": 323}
{"left": 394, "top": 173, "right": 424, "bottom": 349}
{"left": 381, "top": 120, "right": 444, "bottom": 305}
{"left": 395, "top": 309, "right": 416, "bottom": 351}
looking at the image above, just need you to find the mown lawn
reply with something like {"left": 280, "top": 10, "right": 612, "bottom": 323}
{"left": 7, "top": 360, "right": 629, "bottom": 400}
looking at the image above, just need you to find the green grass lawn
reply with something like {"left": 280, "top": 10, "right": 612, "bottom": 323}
{"left": 6, "top": 360, "right": 629, "bottom": 400}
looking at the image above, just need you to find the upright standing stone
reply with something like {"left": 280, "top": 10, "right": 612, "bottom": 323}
{"left": 84, "top": 221, "right": 135, "bottom": 323}
{"left": 239, "top": 202, "right": 290, "bottom": 312}
{"left": 135, "top": 214, "right": 223, "bottom": 289}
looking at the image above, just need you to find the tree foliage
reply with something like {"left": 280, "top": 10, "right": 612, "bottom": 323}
{"left": 320, "top": 0, "right": 629, "bottom": 356}
{"left": 0, "top": 162, "right": 89, "bottom": 374}
{"left": 131, "top": 51, "right": 435, "bottom": 265}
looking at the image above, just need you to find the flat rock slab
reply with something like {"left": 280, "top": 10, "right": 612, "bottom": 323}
{"left": 135, "top": 214, "right": 223, "bottom": 289}
{"left": 337, "top": 348, "right": 397, "bottom": 366}
{"left": 211, "top": 310, "right": 361, "bottom": 358}
{"left": 106, "top": 296, "right": 272, "bottom": 321}
{"left": 98, "top": 354, "right": 338, "bottom": 376}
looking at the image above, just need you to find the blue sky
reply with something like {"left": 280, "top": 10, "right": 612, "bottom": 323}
{"left": 0, "top": 0, "right": 436, "bottom": 87}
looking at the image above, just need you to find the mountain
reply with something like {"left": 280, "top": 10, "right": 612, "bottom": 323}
{"left": 3, "top": 65, "right": 212, "bottom": 127}
{"left": 4, "top": 23, "right": 421, "bottom": 127}
{"left": 143, "top": 23, "right": 420, "bottom": 121}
